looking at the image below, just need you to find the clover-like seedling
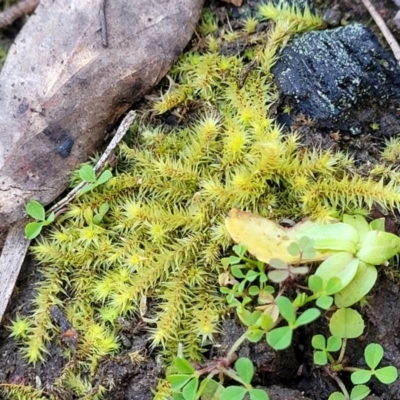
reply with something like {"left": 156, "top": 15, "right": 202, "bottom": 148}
{"left": 24, "top": 200, "right": 55, "bottom": 239}
{"left": 328, "top": 385, "right": 371, "bottom": 400}
{"left": 312, "top": 335, "right": 342, "bottom": 366}
{"left": 267, "top": 258, "right": 308, "bottom": 283}
{"left": 168, "top": 357, "right": 200, "bottom": 400}
{"left": 221, "top": 358, "right": 269, "bottom": 400}
{"left": 266, "top": 296, "right": 320, "bottom": 350}
{"left": 351, "top": 343, "right": 398, "bottom": 385}
{"left": 308, "top": 275, "right": 342, "bottom": 310}
{"left": 78, "top": 165, "right": 113, "bottom": 195}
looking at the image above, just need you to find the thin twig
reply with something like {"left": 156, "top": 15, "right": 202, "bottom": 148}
{"left": 361, "top": 0, "right": 400, "bottom": 66}
{"left": 48, "top": 110, "right": 136, "bottom": 215}
{"left": 0, "top": 0, "right": 39, "bottom": 29}
{"left": 99, "top": 0, "right": 108, "bottom": 47}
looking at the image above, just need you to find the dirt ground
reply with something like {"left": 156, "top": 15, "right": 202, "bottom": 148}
{"left": 2, "top": 0, "right": 400, "bottom": 399}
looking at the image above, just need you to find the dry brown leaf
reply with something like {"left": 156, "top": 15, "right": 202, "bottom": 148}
{"left": 225, "top": 208, "right": 329, "bottom": 264}
{"left": 0, "top": 0, "right": 204, "bottom": 226}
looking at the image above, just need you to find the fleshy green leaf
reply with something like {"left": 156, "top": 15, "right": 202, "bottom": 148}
{"left": 199, "top": 378, "right": 224, "bottom": 399}
{"left": 276, "top": 296, "right": 296, "bottom": 324}
{"left": 350, "top": 385, "right": 370, "bottom": 400}
{"left": 235, "top": 358, "right": 254, "bottom": 384}
{"left": 221, "top": 386, "right": 247, "bottom": 400}
{"left": 295, "top": 308, "right": 320, "bottom": 327}
{"left": 329, "top": 308, "right": 364, "bottom": 339}
{"left": 369, "top": 218, "right": 385, "bottom": 232}
{"left": 328, "top": 393, "right": 345, "bottom": 400}
{"left": 374, "top": 366, "right": 398, "bottom": 384}
{"left": 311, "top": 334, "right": 326, "bottom": 350}
{"left": 246, "top": 328, "right": 265, "bottom": 343}
{"left": 25, "top": 200, "right": 45, "bottom": 221}
{"left": 269, "top": 258, "right": 287, "bottom": 269}
{"left": 357, "top": 231, "right": 400, "bottom": 265}
{"left": 335, "top": 263, "right": 377, "bottom": 308}
{"left": 267, "top": 269, "right": 288, "bottom": 283}
{"left": 316, "top": 253, "right": 358, "bottom": 291}
{"left": 24, "top": 222, "right": 43, "bottom": 240}
{"left": 326, "top": 336, "right": 342, "bottom": 352}
{"left": 79, "top": 165, "right": 96, "bottom": 182}
{"left": 168, "top": 375, "right": 193, "bottom": 390}
{"left": 325, "top": 277, "right": 342, "bottom": 295}
{"left": 313, "top": 350, "right": 327, "bottom": 366}
{"left": 351, "top": 370, "right": 372, "bottom": 385}
{"left": 174, "top": 357, "right": 195, "bottom": 374}
{"left": 97, "top": 169, "right": 113, "bottom": 185}
{"left": 316, "top": 295, "right": 333, "bottom": 310}
{"left": 182, "top": 377, "right": 198, "bottom": 400}
{"left": 299, "top": 223, "right": 359, "bottom": 252}
{"left": 342, "top": 214, "right": 370, "bottom": 242}
{"left": 266, "top": 326, "right": 292, "bottom": 350}
{"left": 45, "top": 211, "right": 55, "bottom": 224}
{"left": 308, "top": 275, "right": 323, "bottom": 292}
{"left": 249, "top": 388, "right": 270, "bottom": 400}
{"left": 364, "top": 343, "right": 383, "bottom": 370}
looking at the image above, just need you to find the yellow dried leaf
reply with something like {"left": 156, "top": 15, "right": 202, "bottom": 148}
{"left": 225, "top": 208, "right": 330, "bottom": 264}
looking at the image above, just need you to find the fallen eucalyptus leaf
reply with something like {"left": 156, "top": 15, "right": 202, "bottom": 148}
{"left": 225, "top": 208, "right": 329, "bottom": 264}
{"left": 0, "top": 0, "right": 204, "bottom": 226}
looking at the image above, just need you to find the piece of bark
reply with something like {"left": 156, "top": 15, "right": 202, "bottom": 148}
{"left": 0, "top": 0, "right": 204, "bottom": 226}
{"left": 0, "top": 0, "right": 204, "bottom": 323}
{"left": 0, "top": 0, "right": 39, "bottom": 29}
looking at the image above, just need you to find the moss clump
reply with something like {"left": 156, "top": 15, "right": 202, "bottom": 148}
{"left": 10, "top": 3, "right": 400, "bottom": 398}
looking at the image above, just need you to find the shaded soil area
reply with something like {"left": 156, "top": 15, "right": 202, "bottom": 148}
{"left": 2, "top": 0, "right": 400, "bottom": 399}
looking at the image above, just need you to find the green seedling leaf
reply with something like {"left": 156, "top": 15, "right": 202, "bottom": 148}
{"left": 316, "top": 253, "right": 359, "bottom": 290}
{"left": 365, "top": 343, "right": 383, "bottom": 369}
{"left": 175, "top": 357, "right": 196, "bottom": 374}
{"left": 228, "top": 256, "right": 242, "bottom": 265}
{"left": 168, "top": 375, "right": 193, "bottom": 390}
{"left": 350, "top": 385, "right": 370, "bottom": 400}
{"left": 269, "top": 258, "right": 287, "bottom": 269}
{"left": 287, "top": 242, "right": 300, "bottom": 257}
{"left": 369, "top": 218, "right": 385, "bottom": 232}
{"left": 97, "top": 169, "right": 113, "bottom": 185}
{"left": 24, "top": 222, "right": 43, "bottom": 240}
{"left": 314, "top": 351, "right": 327, "bottom": 366}
{"left": 221, "top": 386, "right": 247, "bottom": 400}
{"left": 257, "top": 314, "right": 273, "bottom": 331}
{"left": 246, "top": 270, "right": 259, "bottom": 282}
{"left": 335, "top": 262, "right": 377, "bottom": 308}
{"left": 327, "top": 336, "right": 342, "bottom": 352}
{"left": 99, "top": 202, "right": 110, "bottom": 214}
{"left": 328, "top": 392, "right": 345, "bottom": 400}
{"left": 329, "top": 308, "right": 364, "bottom": 339}
{"left": 308, "top": 275, "right": 323, "bottom": 292}
{"left": 343, "top": 214, "right": 370, "bottom": 242}
{"left": 79, "top": 165, "right": 96, "bottom": 183}
{"left": 357, "top": 230, "right": 400, "bottom": 265}
{"left": 233, "top": 244, "right": 247, "bottom": 258}
{"left": 295, "top": 308, "right": 320, "bottom": 327}
{"left": 351, "top": 370, "right": 372, "bottom": 385}
{"left": 312, "top": 334, "right": 326, "bottom": 350}
{"left": 249, "top": 286, "right": 260, "bottom": 296}
{"left": 235, "top": 358, "right": 254, "bottom": 384}
{"left": 316, "top": 295, "right": 333, "bottom": 310}
{"left": 267, "top": 326, "right": 292, "bottom": 350}
{"left": 25, "top": 200, "right": 45, "bottom": 221}
{"left": 93, "top": 214, "right": 104, "bottom": 225}
{"left": 80, "top": 183, "right": 96, "bottom": 195}
{"left": 292, "top": 292, "right": 307, "bottom": 308}
{"left": 299, "top": 223, "right": 359, "bottom": 252}
{"left": 182, "top": 377, "right": 198, "bottom": 400}
{"left": 231, "top": 265, "right": 245, "bottom": 278}
{"left": 199, "top": 378, "right": 224, "bottom": 400}
{"left": 276, "top": 296, "right": 296, "bottom": 324}
{"left": 268, "top": 269, "right": 288, "bottom": 283}
{"left": 246, "top": 328, "right": 264, "bottom": 343}
{"left": 249, "top": 388, "right": 269, "bottom": 400}
{"left": 374, "top": 366, "right": 398, "bottom": 384}
{"left": 325, "top": 277, "right": 342, "bottom": 295}
{"left": 45, "top": 211, "right": 55, "bottom": 224}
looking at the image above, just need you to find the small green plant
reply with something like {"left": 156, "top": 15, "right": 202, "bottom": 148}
{"left": 24, "top": 200, "right": 55, "bottom": 239}
{"left": 168, "top": 356, "right": 269, "bottom": 400}
{"left": 78, "top": 165, "right": 112, "bottom": 195}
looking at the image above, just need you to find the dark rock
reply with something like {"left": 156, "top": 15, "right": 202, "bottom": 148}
{"left": 272, "top": 23, "right": 400, "bottom": 134}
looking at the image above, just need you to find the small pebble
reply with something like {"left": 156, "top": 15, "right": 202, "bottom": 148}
{"left": 323, "top": 8, "right": 343, "bottom": 26}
